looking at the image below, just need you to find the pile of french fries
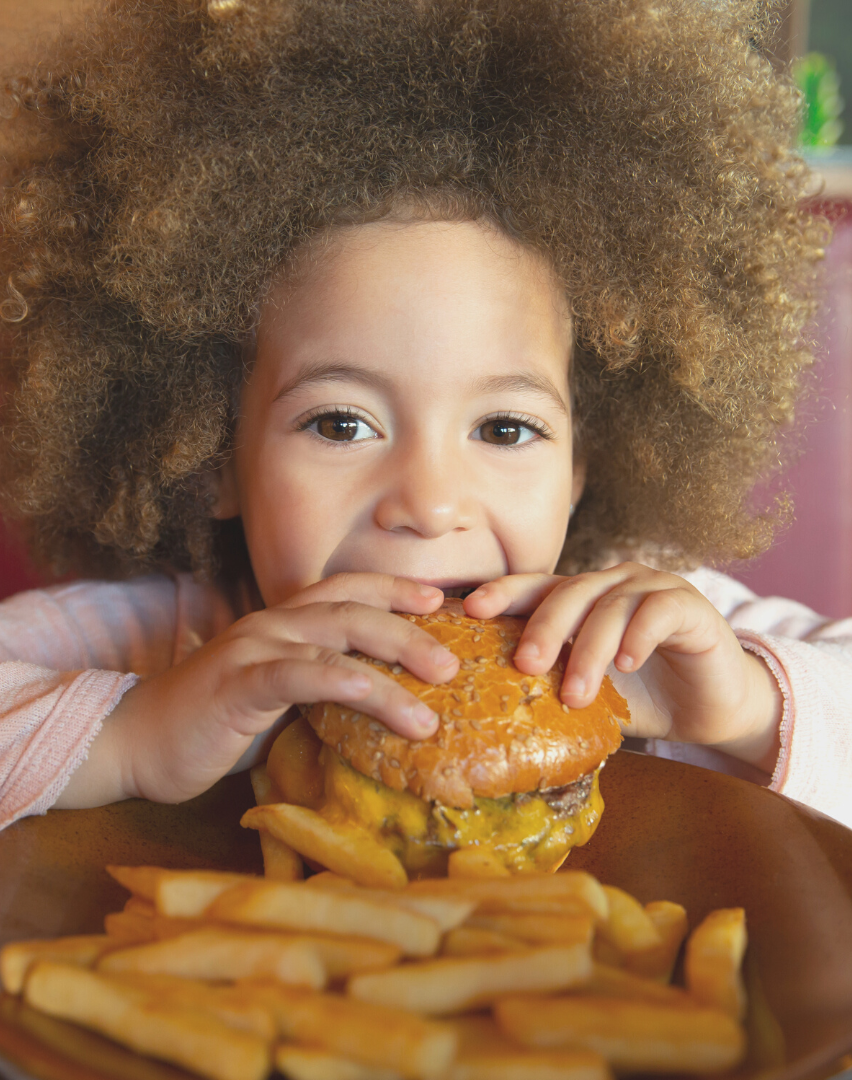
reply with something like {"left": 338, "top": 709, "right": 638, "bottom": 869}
{"left": 1, "top": 862, "right": 750, "bottom": 1080}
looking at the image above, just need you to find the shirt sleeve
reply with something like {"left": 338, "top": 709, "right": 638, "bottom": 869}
{"left": 645, "top": 567, "right": 852, "bottom": 830}
{"left": 0, "top": 574, "right": 240, "bottom": 830}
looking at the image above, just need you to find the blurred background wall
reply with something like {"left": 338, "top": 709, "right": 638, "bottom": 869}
{"left": 1, "top": 0, "right": 851, "bottom": 613}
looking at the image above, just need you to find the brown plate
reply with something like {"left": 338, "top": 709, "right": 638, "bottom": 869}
{"left": 1, "top": 751, "right": 852, "bottom": 1080}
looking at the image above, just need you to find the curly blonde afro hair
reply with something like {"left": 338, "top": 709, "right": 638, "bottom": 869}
{"left": 0, "top": 0, "right": 826, "bottom": 580}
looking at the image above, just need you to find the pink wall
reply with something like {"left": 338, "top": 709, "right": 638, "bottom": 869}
{"left": 733, "top": 202, "right": 852, "bottom": 618}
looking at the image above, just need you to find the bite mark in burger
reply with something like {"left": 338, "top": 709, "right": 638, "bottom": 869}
{"left": 267, "top": 600, "right": 629, "bottom": 877}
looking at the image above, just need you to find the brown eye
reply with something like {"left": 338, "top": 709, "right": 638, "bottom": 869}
{"left": 317, "top": 416, "right": 359, "bottom": 441}
{"left": 479, "top": 419, "right": 528, "bottom": 445}
{"left": 309, "top": 413, "right": 378, "bottom": 442}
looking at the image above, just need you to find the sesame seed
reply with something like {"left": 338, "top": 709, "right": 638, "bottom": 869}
{"left": 475, "top": 656, "right": 487, "bottom": 664}
{"left": 473, "top": 634, "right": 481, "bottom": 642}
{"left": 391, "top": 664, "right": 403, "bottom": 675}
{"left": 369, "top": 721, "right": 382, "bottom": 732}
{"left": 521, "top": 682, "right": 530, "bottom": 693}
{"left": 390, "top": 758, "right": 401, "bottom": 769}
{"left": 496, "top": 657, "right": 507, "bottom": 667}
{"left": 470, "top": 719, "right": 481, "bottom": 730}
{"left": 452, "top": 708, "right": 462, "bottom": 717}
{"left": 352, "top": 713, "right": 361, "bottom": 722}
{"left": 498, "top": 630, "right": 506, "bottom": 638}
{"left": 471, "top": 691, "right": 480, "bottom": 702}
{"left": 407, "top": 615, "right": 418, "bottom": 622}
{"left": 452, "top": 692, "right": 461, "bottom": 702}
{"left": 442, "top": 767, "right": 453, "bottom": 777}
{"left": 501, "top": 694, "right": 511, "bottom": 701}
{"left": 562, "top": 704, "right": 570, "bottom": 713}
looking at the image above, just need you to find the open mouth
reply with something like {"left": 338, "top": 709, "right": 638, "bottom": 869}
{"left": 442, "top": 585, "right": 480, "bottom": 600}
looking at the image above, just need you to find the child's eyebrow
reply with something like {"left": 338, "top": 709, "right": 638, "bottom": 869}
{"left": 273, "top": 361, "right": 393, "bottom": 402}
{"left": 472, "top": 373, "right": 569, "bottom": 416}
{"left": 273, "top": 361, "right": 568, "bottom": 415}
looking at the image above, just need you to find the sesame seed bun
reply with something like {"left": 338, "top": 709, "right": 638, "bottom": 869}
{"left": 304, "top": 599, "right": 628, "bottom": 810}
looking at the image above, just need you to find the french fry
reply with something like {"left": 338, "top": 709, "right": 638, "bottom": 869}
{"left": 304, "top": 876, "right": 475, "bottom": 932}
{"left": 104, "top": 910, "right": 159, "bottom": 946}
{"left": 621, "top": 901, "right": 688, "bottom": 982}
{"left": 250, "top": 763, "right": 284, "bottom": 806}
{"left": 242, "top": 804, "right": 407, "bottom": 891}
{"left": 1, "top": 935, "right": 114, "bottom": 995}
{"left": 266, "top": 715, "right": 325, "bottom": 809}
{"left": 104, "top": 913, "right": 397, "bottom": 979}
{"left": 684, "top": 908, "right": 747, "bottom": 1020}
{"left": 259, "top": 833, "right": 305, "bottom": 882}
{"left": 348, "top": 943, "right": 592, "bottom": 1015}
{"left": 250, "top": 981, "right": 457, "bottom": 1080}
{"left": 113, "top": 972, "right": 277, "bottom": 1040}
{"left": 105, "top": 909, "right": 204, "bottom": 946}
{"left": 107, "top": 866, "right": 259, "bottom": 917}
{"left": 124, "top": 896, "right": 156, "bottom": 916}
{"left": 405, "top": 872, "right": 609, "bottom": 921}
{"left": 586, "top": 962, "right": 695, "bottom": 1007}
{"left": 208, "top": 880, "right": 441, "bottom": 957}
{"left": 98, "top": 926, "right": 325, "bottom": 989}
{"left": 597, "top": 887, "right": 662, "bottom": 954}
{"left": 441, "top": 927, "right": 527, "bottom": 956}
{"left": 591, "top": 938, "right": 623, "bottom": 968}
{"left": 449, "top": 1016, "right": 612, "bottom": 1080}
{"left": 250, "top": 765, "right": 305, "bottom": 882}
{"left": 24, "top": 962, "right": 271, "bottom": 1080}
{"left": 448, "top": 847, "right": 511, "bottom": 879}
{"left": 465, "top": 914, "right": 594, "bottom": 947}
{"left": 157, "top": 870, "right": 263, "bottom": 918}
{"left": 494, "top": 995, "right": 746, "bottom": 1074}
{"left": 275, "top": 1046, "right": 401, "bottom": 1080}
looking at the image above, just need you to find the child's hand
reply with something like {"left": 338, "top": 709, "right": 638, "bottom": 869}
{"left": 54, "top": 575, "right": 458, "bottom": 809}
{"left": 462, "top": 564, "right": 783, "bottom": 776}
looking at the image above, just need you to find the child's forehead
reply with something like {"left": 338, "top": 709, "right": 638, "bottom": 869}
{"left": 251, "top": 218, "right": 574, "bottom": 395}
{"left": 258, "top": 217, "right": 572, "bottom": 341}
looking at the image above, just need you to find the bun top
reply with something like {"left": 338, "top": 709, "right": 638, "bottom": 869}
{"left": 304, "top": 599, "right": 628, "bottom": 809}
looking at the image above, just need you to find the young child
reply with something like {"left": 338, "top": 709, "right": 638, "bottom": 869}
{"left": 1, "top": 0, "right": 849, "bottom": 833}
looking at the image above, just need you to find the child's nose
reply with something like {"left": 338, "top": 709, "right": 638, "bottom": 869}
{"left": 373, "top": 450, "right": 477, "bottom": 538}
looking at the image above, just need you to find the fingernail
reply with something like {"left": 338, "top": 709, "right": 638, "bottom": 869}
{"left": 470, "top": 584, "right": 488, "bottom": 596}
{"left": 563, "top": 674, "right": 586, "bottom": 698}
{"left": 617, "top": 652, "right": 634, "bottom": 670}
{"left": 515, "top": 642, "right": 540, "bottom": 661}
{"left": 418, "top": 584, "right": 443, "bottom": 598}
{"left": 431, "top": 645, "right": 456, "bottom": 666}
{"left": 412, "top": 702, "right": 437, "bottom": 730}
{"left": 342, "top": 674, "right": 371, "bottom": 695}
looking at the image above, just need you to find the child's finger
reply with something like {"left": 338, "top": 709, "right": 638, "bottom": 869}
{"left": 258, "top": 601, "right": 460, "bottom": 687}
{"left": 615, "top": 587, "right": 715, "bottom": 673}
{"left": 234, "top": 649, "right": 439, "bottom": 740}
{"left": 559, "top": 588, "right": 648, "bottom": 707}
{"left": 504, "top": 567, "right": 646, "bottom": 675}
{"left": 461, "top": 573, "right": 563, "bottom": 618}
{"left": 280, "top": 573, "right": 445, "bottom": 615}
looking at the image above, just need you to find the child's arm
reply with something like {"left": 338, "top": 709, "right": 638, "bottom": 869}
{"left": 51, "top": 574, "right": 457, "bottom": 810}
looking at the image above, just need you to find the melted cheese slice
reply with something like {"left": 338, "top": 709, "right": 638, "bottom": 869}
{"left": 319, "top": 745, "right": 604, "bottom": 877}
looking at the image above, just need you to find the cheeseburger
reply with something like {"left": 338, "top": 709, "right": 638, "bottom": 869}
{"left": 268, "top": 600, "right": 628, "bottom": 877}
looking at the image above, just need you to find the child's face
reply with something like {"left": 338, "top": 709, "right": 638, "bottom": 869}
{"left": 217, "top": 218, "right": 582, "bottom": 607}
